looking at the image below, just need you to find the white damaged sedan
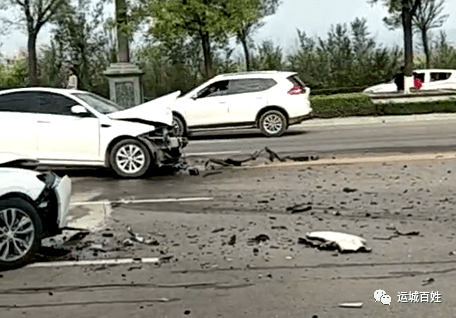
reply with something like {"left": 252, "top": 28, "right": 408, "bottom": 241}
{"left": 0, "top": 88, "right": 187, "bottom": 178}
{"left": 0, "top": 163, "right": 71, "bottom": 269}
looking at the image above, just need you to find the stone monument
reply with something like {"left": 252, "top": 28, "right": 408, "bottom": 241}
{"left": 104, "top": 0, "right": 144, "bottom": 107}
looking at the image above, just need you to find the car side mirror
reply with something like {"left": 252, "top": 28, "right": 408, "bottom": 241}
{"left": 71, "top": 105, "right": 88, "bottom": 114}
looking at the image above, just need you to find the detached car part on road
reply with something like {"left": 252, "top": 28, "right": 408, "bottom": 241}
{"left": 172, "top": 71, "right": 313, "bottom": 137}
{"left": 0, "top": 167, "right": 71, "bottom": 269}
{"left": 0, "top": 88, "right": 187, "bottom": 178}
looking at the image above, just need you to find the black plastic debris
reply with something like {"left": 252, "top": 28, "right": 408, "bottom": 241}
{"left": 212, "top": 227, "right": 225, "bottom": 233}
{"left": 286, "top": 204, "right": 312, "bottom": 214}
{"left": 228, "top": 235, "right": 237, "bottom": 246}
{"left": 343, "top": 187, "right": 358, "bottom": 193}
{"left": 205, "top": 147, "right": 318, "bottom": 169}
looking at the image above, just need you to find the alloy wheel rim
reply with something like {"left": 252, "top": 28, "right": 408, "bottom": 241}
{"left": 116, "top": 144, "right": 146, "bottom": 174}
{"left": 172, "top": 118, "right": 182, "bottom": 136}
{"left": 0, "top": 208, "right": 35, "bottom": 262}
{"left": 263, "top": 114, "right": 283, "bottom": 134}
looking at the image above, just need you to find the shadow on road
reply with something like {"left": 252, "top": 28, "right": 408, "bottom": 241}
{"left": 189, "top": 129, "right": 307, "bottom": 141}
{"left": 39, "top": 166, "right": 180, "bottom": 180}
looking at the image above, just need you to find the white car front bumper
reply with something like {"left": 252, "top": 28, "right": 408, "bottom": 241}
{"left": 54, "top": 175, "right": 72, "bottom": 229}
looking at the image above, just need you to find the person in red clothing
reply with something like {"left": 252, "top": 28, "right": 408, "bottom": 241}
{"left": 413, "top": 72, "right": 422, "bottom": 90}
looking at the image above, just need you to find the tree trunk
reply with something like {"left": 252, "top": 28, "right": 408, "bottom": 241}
{"left": 200, "top": 31, "right": 213, "bottom": 78}
{"left": 402, "top": 0, "right": 414, "bottom": 94}
{"left": 402, "top": 2, "right": 414, "bottom": 77}
{"left": 421, "top": 29, "right": 431, "bottom": 69}
{"left": 27, "top": 33, "right": 39, "bottom": 87}
{"left": 240, "top": 34, "right": 251, "bottom": 71}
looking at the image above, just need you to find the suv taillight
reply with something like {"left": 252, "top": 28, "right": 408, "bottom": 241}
{"left": 288, "top": 84, "right": 304, "bottom": 95}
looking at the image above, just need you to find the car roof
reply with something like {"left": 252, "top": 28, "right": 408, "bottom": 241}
{"left": 0, "top": 87, "right": 89, "bottom": 96}
{"left": 212, "top": 71, "right": 297, "bottom": 80}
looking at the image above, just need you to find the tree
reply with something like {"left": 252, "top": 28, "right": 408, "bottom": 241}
{"left": 0, "top": 0, "right": 69, "bottom": 86}
{"left": 370, "top": 0, "right": 422, "bottom": 91}
{"left": 229, "top": 0, "right": 280, "bottom": 71}
{"left": 382, "top": 0, "right": 448, "bottom": 68}
{"left": 39, "top": 0, "right": 116, "bottom": 96}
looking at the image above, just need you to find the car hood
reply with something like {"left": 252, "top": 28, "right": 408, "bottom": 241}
{"left": 108, "top": 91, "right": 180, "bottom": 126}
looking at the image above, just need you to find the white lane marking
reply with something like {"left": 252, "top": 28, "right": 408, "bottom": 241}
{"left": 27, "top": 258, "right": 160, "bottom": 268}
{"left": 186, "top": 151, "right": 242, "bottom": 156}
{"left": 70, "top": 197, "right": 214, "bottom": 206}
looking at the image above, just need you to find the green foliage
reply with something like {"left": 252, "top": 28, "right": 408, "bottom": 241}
{"left": 288, "top": 18, "right": 402, "bottom": 93}
{"left": 311, "top": 92, "right": 456, "bottom": 118}
{"left": 431, "top": 31, "right": 456, "bottom": 68}
{"left": 310, "top": 93, "right": 375, "bottom": 118}
{"left": 251, "top": 40, "right": 284, "bottom": 71}
{"left": 39, "top": 0, "right": 116, "bottom": 97}
{"left": 0, "top": 59, "right": 29, "bottom": 89}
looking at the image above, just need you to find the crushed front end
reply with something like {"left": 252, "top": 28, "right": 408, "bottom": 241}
{"left": 139, "top": 126, "right": 188, "bottom": 169}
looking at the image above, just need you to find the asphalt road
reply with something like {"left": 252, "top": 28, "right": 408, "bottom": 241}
{"left": 185, "top": 120, "right": 456, "bottom": 158}
{"left": 3, "top": 159, "right": 456, "bottom": 317}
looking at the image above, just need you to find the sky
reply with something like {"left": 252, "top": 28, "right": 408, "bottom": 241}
{"left": 1, "top": 0, "right": 456, "bottom": 58}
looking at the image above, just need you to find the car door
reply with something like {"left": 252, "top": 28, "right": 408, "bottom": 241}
{"left": 226, "top": 79, "right": 275, "bottom": 123}
{"left": 0, "top": 92, "right": 38, "bottom": 159}
{"left": 184, "top": 80, "right": 230, "bottom": 127}
{"left": 35, "top": 91, "right": 101, "bottom": 162}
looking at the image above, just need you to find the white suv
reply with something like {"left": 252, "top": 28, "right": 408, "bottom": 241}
{"left": 171, "top": 71, "right": 313, "bottom": 137}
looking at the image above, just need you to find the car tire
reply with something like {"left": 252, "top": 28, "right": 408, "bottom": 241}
{"left": 110, "top": 139, "right": 151, "bottom": 178}
{"left": 172, "top": 115, "right": 186, "bottom": 137}
{"left": 259, "top": 110, "right": 287, "bottom": 137}
{"left": 0, "top": 198, "right": 43, "bottom": 270}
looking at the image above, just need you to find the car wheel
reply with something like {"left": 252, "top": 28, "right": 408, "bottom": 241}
{"left": 0, "top": 198, "right": 43, "bottom": 269}
{"left": 259, "top": 110, "right": 287, "bottom": 137}
{"left": 172, "top": 115, "right": 186, "bottom": 137}
{"left": 110, "top": 139, "right": 151, "bottom": 178}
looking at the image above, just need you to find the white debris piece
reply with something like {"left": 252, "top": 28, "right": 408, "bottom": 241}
{"left": 305, "top": 231, "right": 371, "bottom": 252}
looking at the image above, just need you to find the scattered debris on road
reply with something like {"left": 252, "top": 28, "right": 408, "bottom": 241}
{"left": 422, "top": 278, "right": 435, "bottom": 286}
{"left": 338, "top": 302, "right": 363, "bottom": 308}
{"left": 298, "top": 231, "right": 371, "bottom": 253}
{"left": 127, "top": 227, "right": 160, "bottom": 245}
{"left": 205, "top": 147, "right": 318, "bottom": 169}
{"left": 343, "top": 187, "right": 358, "bottom": 193}
{"left": 212, "top": 227, "right": 225, "bottom": 233}
{"left": 286, "top": 203, "right": 312, "bottom": 214}
{"left": 248, "top": 234, "right": 270, "bottom": 245}
{"left": 88, "top": 243, "right": 106, "bottom": 253}
{"left": 373, "top": 228, "right": 420, "bottom": 240}
{"left": 228, "top": 235, "right": 237, "bottom": 246}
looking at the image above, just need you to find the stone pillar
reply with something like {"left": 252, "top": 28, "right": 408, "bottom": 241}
{"left": 103, "top": 0, "right": 144, "bottom": 108}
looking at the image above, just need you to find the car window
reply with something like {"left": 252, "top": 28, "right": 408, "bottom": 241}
{"left": 287, "top": 75, "right": 306, "bottom": 87}
{"left": 0, "top": 92, "right": 41, "bottom": 113}
{"left": 415, "top": 73, "right": 425, "bottom": 82}
{"left": 197, "top": 80, "right": 229, "bottom": 98}
{"left": 228, "top": 79, "right": 277, "bottom": 94}
{"left": 430, "top": 72, "right": 452, "bottom": 82}
{"left": 72, "top": 92, "right": 124, "bottom": 114}
{"left": 38, "top": 92, "right": 82, "bottom": 116}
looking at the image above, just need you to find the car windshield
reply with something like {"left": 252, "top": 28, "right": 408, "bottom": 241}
{"left": 71, "top": 92, "right": 125, "bottom": 114}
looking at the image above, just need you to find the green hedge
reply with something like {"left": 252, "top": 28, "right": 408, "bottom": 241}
{"left": 310, "top": 93, "right": 456, "bottom": 118}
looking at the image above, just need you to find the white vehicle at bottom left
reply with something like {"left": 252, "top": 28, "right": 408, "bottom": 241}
{"left": 0, "top": 164, "right": 71, "bottom": 269}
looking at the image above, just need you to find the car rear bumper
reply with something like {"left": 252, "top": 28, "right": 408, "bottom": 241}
{"left": 289, "top": 112, "right": 313, "bottom": 125}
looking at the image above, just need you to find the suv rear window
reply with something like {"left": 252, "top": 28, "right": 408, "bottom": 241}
{"left": 228, "top": 79, "right": 277, "bottom": 94}
{"left": 287, "top": 75, "right": 306, "bottom": 87}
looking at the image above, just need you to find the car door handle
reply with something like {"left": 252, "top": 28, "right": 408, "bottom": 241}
{"left": 219, "top": 101, "right": 226, "bottom": 104}
{"left": 101, "top": 124, "right": 111, "bottom": 128}
{"left": 37, "top": 120, "right": 50, "bottom": 123}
